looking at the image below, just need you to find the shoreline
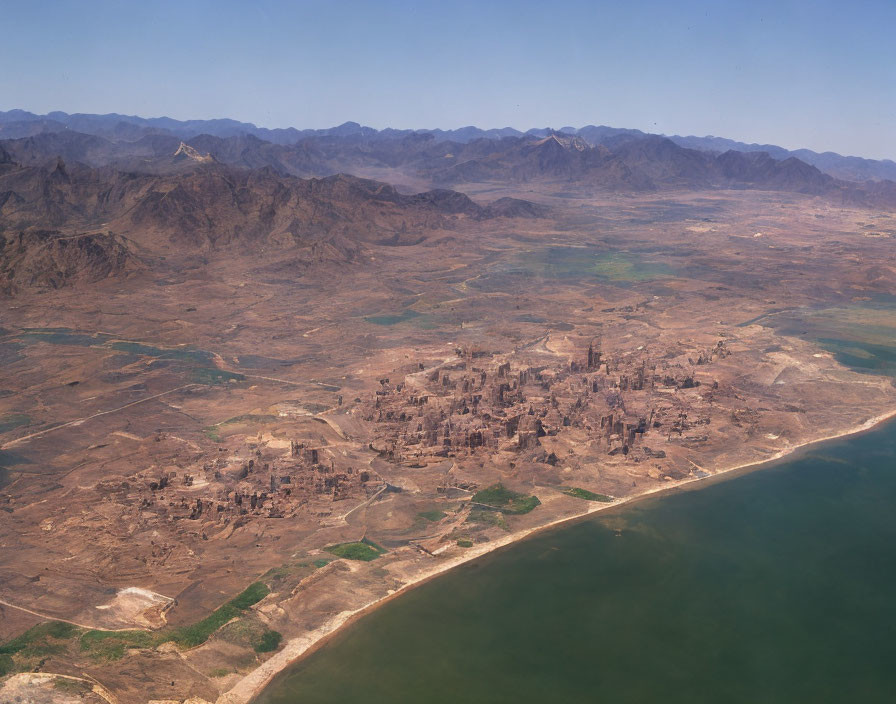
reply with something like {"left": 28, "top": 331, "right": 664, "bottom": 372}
{"left": 222, "top": 406, "right": 896, "bottom": 704}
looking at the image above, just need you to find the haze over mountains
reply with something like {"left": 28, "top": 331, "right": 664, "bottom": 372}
{"left": 4, "top": 108, "right": 896, "bottom": 182}
{"left": 3, "top": 107, "right": 896, "bottom": 297}
{"left": 4, "top": 109, "right": 896, "bottom": 213}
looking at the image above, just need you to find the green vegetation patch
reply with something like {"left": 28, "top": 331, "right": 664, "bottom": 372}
{"left": 229, "top": 582, "right": 271, "bottom": 609}
{"left": 219, "top": 619, "right": 282, "bottom": 653}
{"left": 53, "top": 678, "right": 91, "bottom": 694}
{"left": 564, "top": 487, "right": 614, "bottom": 502}
{"left": 456, "top": 538, "right": 474, "bottom": 548}
{"left": 77, "top": 582, "right": 271, "bottom": 656}
{"left": 481, "top": 247, "right": 676, "bottom": 289}
{"left": 418, "top": 510, "right": 447, "bottom": 522}
{"left": 79, "top": 629, "right": 154, "bottom": 662}
{"left": 165, "top": 581, "right": 269, "bottom": 648}
{"left": 217, "top": 617, "right": 264, "bottom": 648}
{"left": 261, "top": 565, "right": 295, "bottom": 582}
{"left": 313, "top": 558, "right": 332, "bottom": 568}
{"left": 818, "top": 337, "right": 896, "bottom": 378}
{"left": 326, "top": 538, "right": 387, "bottom": 561}
{"left": 467, "top": 508, "right": 509, "bottom": 531}
{"left": 254, "top": 629, "right": 283, "bottom": 653}
{"left": 589, "top": 251, "right": 674, "bottom": 282}
{"left": 0, "top": 620, "right": 79, "bottom": 657}
{"left": 472, "top": 484, "right": 541, "bottom": 514}
{"left": 3, "top": 582, "right": 274, "bottom": 667}
{"left": 259, "top": 562, "right": 317, "bottom": 593}
{"left": 220, "top": 414, "right": 279, "bottom": 426}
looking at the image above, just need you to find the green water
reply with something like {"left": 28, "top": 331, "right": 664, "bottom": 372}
{"left": 12, "top": 329, "right": 248, "bottom": 385}
{"left": 257, "top": 421, "right": 896, "bottom": 703}
{"left": 469, "top": 247, "right": 676, "bottom": 293}
{"left": 364, "top": 309, "right": 445, "bottom": 330}
{"left": 526, "top": 247, "right": 674, "bottom": 282}
{"left": 108, "top": 340, "right": 215, "bottom": 365}
{"left": 18, "top": 329, "right": 113, "bottom": 347}
{"left": 364, "top": 310, "right": 423, "bottom": 326}
{"left": 752, "top": 303, "right": 896, "bottom": 378}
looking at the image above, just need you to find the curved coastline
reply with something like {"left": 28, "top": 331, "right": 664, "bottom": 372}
{"left": 222, "top": 407, "right": 896, "bottom": 704}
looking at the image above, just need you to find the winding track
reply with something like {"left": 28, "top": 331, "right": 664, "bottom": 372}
{"left": 0, "top": 598, "right": 142, "bottom": 633}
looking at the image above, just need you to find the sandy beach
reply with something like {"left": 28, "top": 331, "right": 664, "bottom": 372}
{"left": 219, "top": 407, "right": 896, "bottom": 704}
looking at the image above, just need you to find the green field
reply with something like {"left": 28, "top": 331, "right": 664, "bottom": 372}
{"left": 564, "top": 487, "right": 614, "bottom": 502}
{"left": 472, "top": 484, "right": 541, "bottom": 514}
{"left": 255, "top": 629, "right": 283, "bottom": 653}
{"left": 470, "top": 247, "right": 676, "bottom": 290}
{"left": 467, "top": 508, "right": 509, "bottom": 531}
{"left": 0, "top": 581, "right": 273, "bottom": 670}
{"left": 418, "top": 510, "right": 447, "bottom": 522}
{"left": 326, "top": 539, "right": 388, "bottom": 561}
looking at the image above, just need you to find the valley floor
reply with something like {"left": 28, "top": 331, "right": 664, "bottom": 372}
{"left": 1, "top": 189, "right": 895, "bottom": 703}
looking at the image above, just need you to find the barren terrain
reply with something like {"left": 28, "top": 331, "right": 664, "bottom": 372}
{"left": 2, "top": 180, "right": 895, "bottom": 702}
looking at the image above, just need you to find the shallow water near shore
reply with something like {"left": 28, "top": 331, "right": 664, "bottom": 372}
{"left": 255, "top": 417, "right": 896, "bottom": 704}
{"left": 255, "top": 320, "right": 896, "bottom": 704}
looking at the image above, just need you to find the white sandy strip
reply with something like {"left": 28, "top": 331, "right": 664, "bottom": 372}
{"left": 215, "top": 406, "right": 894, "bottom": 704}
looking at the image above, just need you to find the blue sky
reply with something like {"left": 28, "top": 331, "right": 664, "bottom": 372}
{"left": 2, "top": 0, "right": 894, "bottom": 159}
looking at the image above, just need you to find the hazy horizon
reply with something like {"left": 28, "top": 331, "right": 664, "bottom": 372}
{"left": 3, "top": 0, "right": 895, "bottom": 160}
{"left": 8, "top": 106, "right": 896, "bottom": 163}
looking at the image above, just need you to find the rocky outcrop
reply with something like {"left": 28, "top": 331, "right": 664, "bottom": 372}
{"left": 173, "top": 141, "right": 214, "bottom": 163}
{"left": 0, "top": 229, "right": 138, "bottom": 295}
{"left": 482, "top": 197, "right": 550, "bottom": 218}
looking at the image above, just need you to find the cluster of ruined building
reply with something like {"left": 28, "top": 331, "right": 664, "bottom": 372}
{"left": 360, "top": 340, "right": 727, "bottom": 464}
{"left": 132, "top": 438, "right": 383, "bottom": 527}
{"left": 117, "top": 339, "right": 730, "bottom": 532}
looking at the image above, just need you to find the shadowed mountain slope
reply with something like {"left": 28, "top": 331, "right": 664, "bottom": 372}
{"left": 0, "top": 229, "right": 139, "bottom": 295}
{"left": 0, "top": 156, "right": 547, "bottom": 294}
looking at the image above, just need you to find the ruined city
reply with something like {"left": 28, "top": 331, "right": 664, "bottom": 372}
{"left": 104, "top": 337, "right": 738, "bottom": 549}
{"left": 362, "top": 340, "right": 729, "bottom": 468}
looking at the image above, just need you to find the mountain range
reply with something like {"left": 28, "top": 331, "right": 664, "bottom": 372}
{"left": 3, "top": 109, "right": 895, "bottom": 182}
{"left": 0, "top": 148, "right": 542, "bottom": 294}
{"left": 3, "top": 108, "right": 896, "bottom": 296}
{"left": 4, "top": 123, "right": 895, "bottom": 211}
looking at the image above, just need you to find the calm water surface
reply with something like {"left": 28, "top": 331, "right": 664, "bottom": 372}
{"left": 256, "top": 419, "right": 896, "bottom": 704}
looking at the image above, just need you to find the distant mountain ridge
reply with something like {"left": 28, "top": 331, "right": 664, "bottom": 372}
{"left": 668, "top": 134, "right": 896, "bottom": 183}
{"left": 4, "top": 126, "right": 896, "bottom": 211}
{"left": 2, "top": 109, "right": 894, "bottom": 182}
{"left": 3, "top": 110, "right": 896, "bottom": 298}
